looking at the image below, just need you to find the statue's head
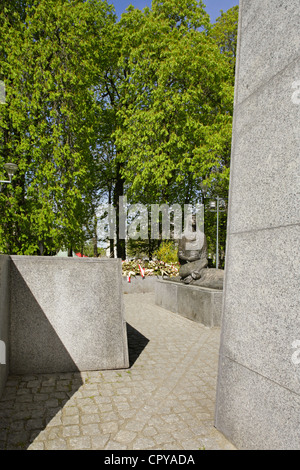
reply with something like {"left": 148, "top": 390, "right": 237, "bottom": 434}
{"left": 182, "top": 213, "right": 204, "bottom": 251}
{"left": 185, "top": 213, "right": 203, "bottom": 233}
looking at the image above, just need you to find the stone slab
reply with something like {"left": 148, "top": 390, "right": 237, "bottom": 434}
{"left": 155, "top": 279, "right": 179, "bottom": 315}
{"left": 215, "top": 356, "right": 300, "bottom": 450}
{"left": 235, "top": 0, "right": 300, "bottom": 105}
{"left": 122, "top": 276, "right": 158, "bottom": 294}
{"left": 229, "top": 59, "right": 300, "bottom": 234}
{"left": 155, "top": 279, "right": 223, "bottom": 327}
{"left": 9, "top": 256, "right": 129, "bottom": 374}
{"left": 215, "top": 0, "right": 300, "bottom": 450}
{"left": 220, "top": 225, "right": 300, "bottom": 396}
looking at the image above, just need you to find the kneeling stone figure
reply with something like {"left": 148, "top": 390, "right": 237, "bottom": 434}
{"left": 171, "top": 215, "right": 224, "bottom": 290}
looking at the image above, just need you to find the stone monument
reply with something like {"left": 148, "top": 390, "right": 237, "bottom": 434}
{"left": 1, "top": 256, "right": 129, "bottom": 381}
{"left": 214, "top": 0, "right": 300, "bottom": 450}
{"left": 155, "top": 214, "right": 224, "bottom": 327}
{"left": 169, "top": 214, "right": 224, "bottom": 290}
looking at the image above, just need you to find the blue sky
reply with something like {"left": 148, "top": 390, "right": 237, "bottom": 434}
{"left": 108, "top": 0, "right": 239, "bottom": 23}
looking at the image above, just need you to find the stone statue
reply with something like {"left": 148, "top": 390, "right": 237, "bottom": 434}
{"left": 168, "top": 214, "right": 224, "bottom": 290}
{"left": 178, "top": 214, "right": 208, "bottom": 284}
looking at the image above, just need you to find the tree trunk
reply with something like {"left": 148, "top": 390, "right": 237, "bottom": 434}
{"left": 108, "top": 186, "right": 115, "bottom": 258}
{"left": 113, "top": 161, "right": 126, "bottom": 260}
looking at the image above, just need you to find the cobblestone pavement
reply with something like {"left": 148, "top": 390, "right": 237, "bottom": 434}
{"left": 0, "top": 293, "right": 235, "bottom": 450}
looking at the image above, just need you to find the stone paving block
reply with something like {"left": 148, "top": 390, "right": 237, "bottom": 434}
{"left": 104, "top": 440, "right": 127, "bottom": 450}
{"left": 0, "top": 293, "right": 235, "bottom": 450}
{"left": 46, "top": 427, "right": 61, "bottom": 440}
{"left": 45, "top": 438, "right": 68, "bottom": 450}
{"left": 81, "top": 423, "right": 101, "bottom": 436}
{"left": 28, "top": 441, "right": 45, "bottom": 450}
{"left": 115, "top": 430, "right": 137, "bottom": 444}
{"left": 62, "top": 425, "right": 80, "bottom": 438}
{"left": 81, "top": 414, "right": 101, "bottom": 425}
{"left": 132, "top": 437, "right": 156, "bottom": 450}
{"left": 161, "top": 442, "right": 184, "bottom": 450}
{"left": 91, "top": 434, "right": 110, "bottom": 450}
{"left": 68, "top": 436, "right": 91, "bottom": 450}
{"left": 100, "top": 421, "right": 119, "bottom": 435}
{"left": 63, "top": 406, "right": 78, "bottom": 416}
{"left": 154, "top": 432, "right": 175, "bottom": 446}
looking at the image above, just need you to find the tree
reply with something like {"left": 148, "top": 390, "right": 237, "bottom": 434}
{"left": 0, "top": 0, "right": 238, "bottom": 263}
{"left": 93, "top": 1, "right": 238, "bottom": 261}
{"left": 211, "top": 6, "right": 239, "bottom": 71}
{"left": 0, "top": 0, "right": 115, "bottom": 255}
{"left": 201, "top": 6, "right": 239, "bottom": 266}
{"left": 114, "top": 1, "right": 234, "bottom": 206}
{"left": 111, "top": 1, "right": 238, "bottom": 263}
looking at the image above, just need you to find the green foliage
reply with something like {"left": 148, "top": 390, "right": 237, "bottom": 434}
{"left": 211, "top": 6, "right": 239, "bottom": 70}
{"left": 153, "top": 240, "right": 178, "bottom": 264}
{"left": 0, "top": 0, "right": 238, "bottom": 260}
{"left": 114, "top": 1, "right": 235, "bottom": 207}
{"left": 79, "top": 239, "right": 106, "bottom": 258}
{"left": 126, "top": 237, "right": 156, "bottom": 260}
{"left": 203, "top": 203, "right": 227, "bottom": 269}
{"left": 0, "top": 0, "right": 115, "bottom": 254}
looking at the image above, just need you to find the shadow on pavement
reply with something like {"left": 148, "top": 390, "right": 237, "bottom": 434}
{"left": 0, "top": 323, "right": 149, "bottom": 449}
{"left": 126, "top": 323, "right": 149, "bottom": 368}
{"left": 0, "top": 372, "right": 83, "bottom": 450}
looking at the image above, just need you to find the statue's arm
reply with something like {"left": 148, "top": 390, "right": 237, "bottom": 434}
{"left": 178, "top": 239, "right": 189, "bottom": 261}
{"left": 185, "top": 252, "right": 201, "bottom": 262}
{"left": 178, "top": 238, "right": 199, "bottom": 262}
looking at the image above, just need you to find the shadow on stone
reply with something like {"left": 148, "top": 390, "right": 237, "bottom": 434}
{"left": 126, "top": 323, "right": 149, "bottom": 368}
{"left": 10, "top": 266, "right": 85, "bottom": 374}
{"left": 10, "top": 259, "right": 128, "bottom": 373}
{"left": 0, "top": 371, "right": 83, "bottom": 450}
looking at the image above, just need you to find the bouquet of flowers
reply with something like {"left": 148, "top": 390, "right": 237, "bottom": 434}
{"left": 122, "top": 259, "right": 179, "bottom": 281}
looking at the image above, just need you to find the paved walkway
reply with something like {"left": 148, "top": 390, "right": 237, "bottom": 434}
{"left": 0, "top": 293, "right": 235, "bottom": 450}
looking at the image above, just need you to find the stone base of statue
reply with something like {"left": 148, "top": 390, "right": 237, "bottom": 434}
{"left": 155, "top": 270, "right": 224, "bottom": 327}
{"left": 171, "top": 267, "right": 224, "bottom": 290}
{"left": 163, "top": 215, "right": 224, "bottom": 326}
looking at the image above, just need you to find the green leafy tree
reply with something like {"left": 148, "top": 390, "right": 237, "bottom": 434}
{"left": 153, "top": 240, "right": 178, "bottom": 264}
{"left": 201, "top": 6, "right": 239, "bottom": 267}
{"left": 114, "top": 1, "right": 234, "bottom": 207}
{"left": 211, "top": 6, "right": 239, "bottom": 70}
{"left": 0, "top": 0, "right": 114, "bottom": 254}
{"left": 0, "top": 0, "right": 238, "bottom": 264}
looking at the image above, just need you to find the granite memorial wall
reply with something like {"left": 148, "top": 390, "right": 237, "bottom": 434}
{"left": 215, "top": 0, "right": 300, "bottom": 450}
